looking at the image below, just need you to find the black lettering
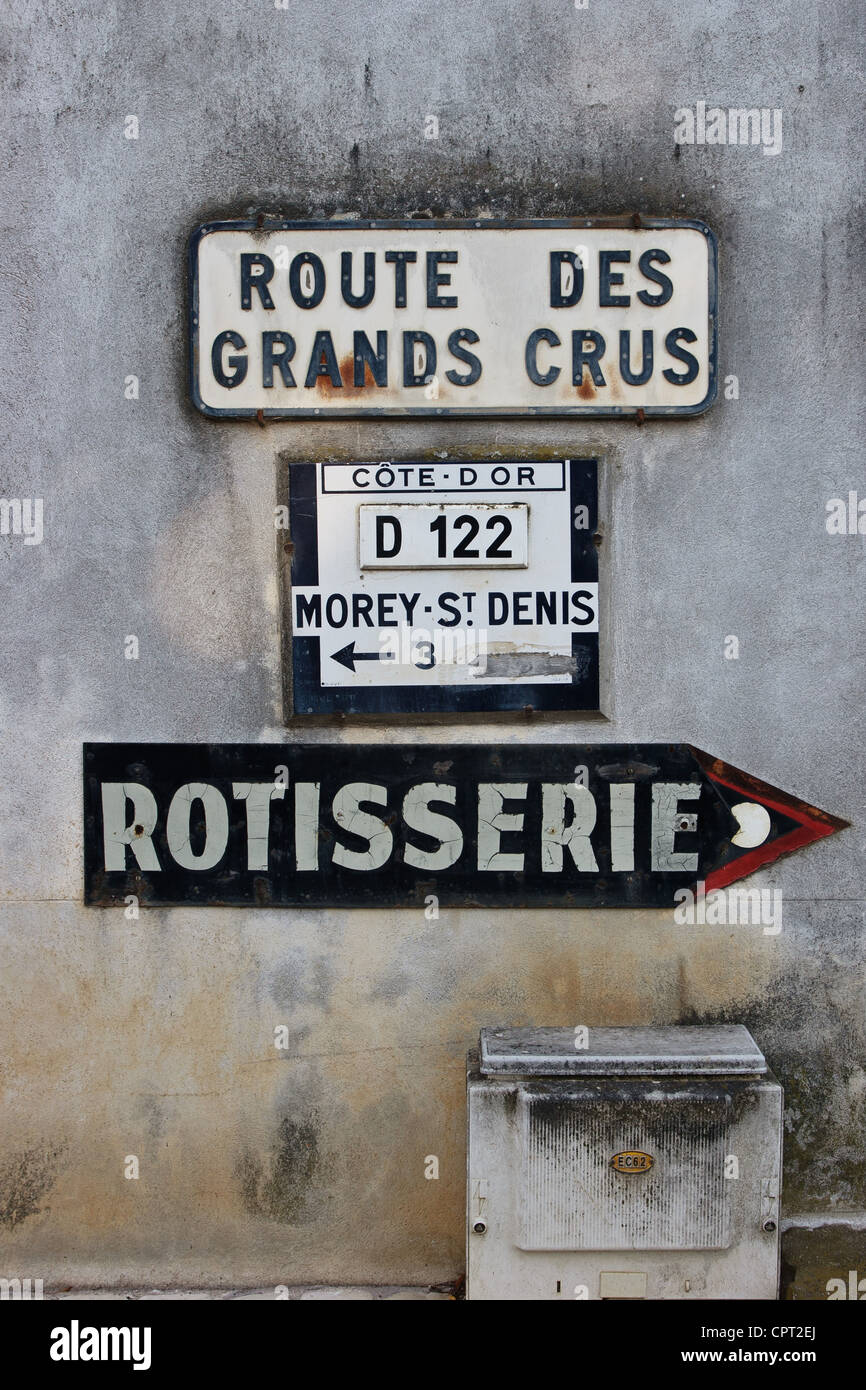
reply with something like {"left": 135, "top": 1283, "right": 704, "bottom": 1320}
{"left": 305, "top": 331, "right": 342, "bottom": 388}
{"left": 599, "top": 250, "right": 630, "bottom": 306}
{"left": 485, "top": 515, "right": 512, "bottom": 557}
{"left": 403, "top": 331, "right": 436, "bottom": 386}
{"left": 341, "top": 251, "right": 376, "bottom": 308}
{"left": 438, "top": 592, "right": 462, "bottom": 627}
{"left": 426, "top": 251, "right": 458, "bottom": 307}
{"left": 452, "top": 515, "right": 480, "bottom": 557}
{"left": 375, "top": 516, "right": 402, "bottom": 558}
{"left": 572, "top": 331, "right": 606, "bottom": 387}
{"left": 289, "top": 252, "right": 326, "bottom": 309}
{"left": 295, "top": 594, "right": 322, "bottom": 628}
{"left": 385, "top": 250, "right": 417, "bottom": 308}
{"left": 619, "top": 329, "right": 653, "bottom": 386}
{"left": 571, "top": 589, "right": 595, "bottom": 625}
{"left": 513, "top": 592, "right": 532, "bottom": 625}
{"left": 211, "top": 331, "right": 247, "bottom": 388}
{"left": 325, "top": 594, "right": 348, "bottom": 627}
{"left": 488, "top": 593, "right": 509, "bottom": 626}
{"left": 445, "top": 329, "right": 481, "bottom": 385}
{"left": 377, "top": 593, "right": 398, "bottom": 626}
{"left": 353, "top": 330, "right": 388, "bottom": 387}
{"left": 352, "top": 594, "right": 375, "bottom": 627}
{"left": 240, "top": 254, "right": 275, "bottom": 310}
{"left": 637, "top": 248, "right": 673, "bottom": 306}
{"left": 536, "top": 591, "right": 556, "bottom": 624}
{"left": 663, "top": 328, "right": 700, "bottom": 384}
{"left": 525, "top": 328, "right": 561, "bottom": 386}
{"left": 262, "top": 331, "right": 296, "bottom": 388}
{"left": 550, "top": 251, "right": 584, "bottom": 307}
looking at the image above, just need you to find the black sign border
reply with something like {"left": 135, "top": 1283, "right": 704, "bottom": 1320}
{"left": 83, "top": 742, "right": 739, "bottom": 910}
{"left": 188, "top": 216, "right": 718, "bottom": 419}
{"left": 286, "top": 458, "right": 600, "bottom": 715}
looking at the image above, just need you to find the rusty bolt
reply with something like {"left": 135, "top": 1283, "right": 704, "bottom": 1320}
{"left": 635, "top": 407, "right": 646, "bottom": 426}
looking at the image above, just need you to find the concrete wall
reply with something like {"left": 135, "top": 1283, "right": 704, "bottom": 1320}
{"left": 1, "top": 0, "right": 863, "bottom": 1294}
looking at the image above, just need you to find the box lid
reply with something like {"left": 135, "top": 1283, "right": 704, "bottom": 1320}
{"left": 478, "top": 1024, "right": 767, "bottom": 1077}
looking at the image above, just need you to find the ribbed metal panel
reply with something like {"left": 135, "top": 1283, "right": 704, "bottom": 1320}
{"left": 518, "top": 1087, "right": 731, "bottom": 1251}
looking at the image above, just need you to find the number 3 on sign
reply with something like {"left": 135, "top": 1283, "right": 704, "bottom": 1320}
{"left": 415, "top": 640, "right": 435, "bottom": 670}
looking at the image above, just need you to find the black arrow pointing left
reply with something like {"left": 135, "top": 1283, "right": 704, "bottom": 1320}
{"left": 330, "top": 641, "right": 384, "bottom": 673}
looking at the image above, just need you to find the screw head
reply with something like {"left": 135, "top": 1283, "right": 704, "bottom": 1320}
{"left": 763, "top": 1219, "right": 777, "bottom": 1233}
{"left": 473, "top": 1220, "right": 487, "bottom": 1235}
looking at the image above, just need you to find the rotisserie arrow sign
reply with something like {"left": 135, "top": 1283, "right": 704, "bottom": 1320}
{"left": 83, "top": 743, "right": 847, "bottom": 909}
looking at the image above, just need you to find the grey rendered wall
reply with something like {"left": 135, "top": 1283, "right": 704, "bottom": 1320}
{"left": 0, "top": 0, "right": 863, "bottom": 1294}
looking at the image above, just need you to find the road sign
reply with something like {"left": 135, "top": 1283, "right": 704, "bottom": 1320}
{"left": 189, "top": 218, "right": 717, "bottom": 418}
{"left": 83, "top": 743, "right": 847, "bottom": 910}
{"left": 287, "top": 458, "right": 600, "bottom": 715}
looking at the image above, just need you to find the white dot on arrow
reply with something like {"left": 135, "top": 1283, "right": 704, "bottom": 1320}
{"left": 731, "top": 801, "right": 771, "bottom": 848}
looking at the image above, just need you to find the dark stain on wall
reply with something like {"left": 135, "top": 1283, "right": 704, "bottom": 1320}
{"left": 236, "top": 1116, "right": 325, "bottom": 1224}
{"left": 677, "top": 958, "right": 866, "bottom": 1213}
{"left": 0, "top": 1144, "right": 64, "bottom": 1230}
{"left": 781, "top": 1223, "right": 866, "bottom": 1300}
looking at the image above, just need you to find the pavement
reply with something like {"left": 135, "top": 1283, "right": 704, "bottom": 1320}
{"left": 46, "top": 1285, "right": 457, "bottom": 1301}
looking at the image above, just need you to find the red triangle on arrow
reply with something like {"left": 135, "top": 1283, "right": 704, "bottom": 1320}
{"left": 689, "top": 746, "right": 850, "bottom": 892}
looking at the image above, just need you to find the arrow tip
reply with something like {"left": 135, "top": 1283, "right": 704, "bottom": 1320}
{"left": 689, "top": 746, "right": 850, "bottom": 892}
{"left": 331, "top": 641, "right": 356, "bottom": 672}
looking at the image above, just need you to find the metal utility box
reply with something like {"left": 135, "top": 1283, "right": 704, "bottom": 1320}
{"left": 466, "top": 1025, "right": 782, "bottom": 1300}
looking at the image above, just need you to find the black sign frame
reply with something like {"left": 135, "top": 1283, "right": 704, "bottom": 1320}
{"left": 188, "top": 216, "right": 718, "bottom": 419}
{"left": 83, "top": 743, "right": 846, "bottom": 910}
{"left": 286, "top": 458, "right": 600, "bottom": 716}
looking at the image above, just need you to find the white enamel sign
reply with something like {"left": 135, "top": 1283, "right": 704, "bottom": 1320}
{"left": 190, "top": 219, "right": 717, "bottom": 418}
{"left": 287, "top": 458, "right": 600, "bottom": 716}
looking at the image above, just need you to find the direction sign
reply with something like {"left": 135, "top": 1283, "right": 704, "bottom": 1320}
{"left": 83, "top": 743, "right": 847, "bottom": 909}
{"left": 189, "top": 218, "right": 717, "bottom": 418}
{"left": 287, "top": 458, "right": 600, "bottom": 715}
